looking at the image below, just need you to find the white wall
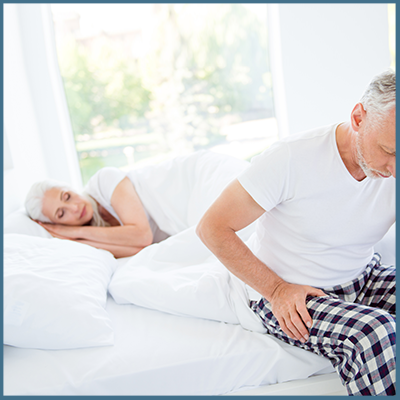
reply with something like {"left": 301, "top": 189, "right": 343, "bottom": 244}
{"left": 270, "top": 4, "right": 391, "bottom": 136}
{"left": 4, "top": 4, "right": 49, "bottom": 216}
{"left": 4, "top": 4, "right": 82, "bottom": 216}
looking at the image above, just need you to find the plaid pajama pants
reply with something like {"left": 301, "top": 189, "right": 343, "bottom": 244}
{"left": 250, "top": 254, "right": 396, "bottom": 396}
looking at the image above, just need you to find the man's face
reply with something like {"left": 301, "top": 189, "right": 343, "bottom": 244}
{"left": 356, "top": 107, "right": 396, "bottom": 179}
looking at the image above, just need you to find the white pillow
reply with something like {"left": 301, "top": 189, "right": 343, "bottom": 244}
{"left": 4, "top": 208, "right": 52, "bottom": 238}
{"left": 4, "top": 234, "right": 117, "bottom": 350}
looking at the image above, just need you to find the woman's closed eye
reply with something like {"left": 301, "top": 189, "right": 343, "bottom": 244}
{"left": 56, "top": 192, "right": 70, "bottom": 219}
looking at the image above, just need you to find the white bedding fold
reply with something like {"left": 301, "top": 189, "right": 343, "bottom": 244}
{"left": 109, "top": 226, "right": 265, "bottom": 333}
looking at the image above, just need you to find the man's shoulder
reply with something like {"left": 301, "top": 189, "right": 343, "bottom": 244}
{"left": 282, "top": 123, "right": 337, "bottom": 146}
{"left": 267, "top": 123, "right": 337, "bottom": 164}
{"left": 250, "top": 124, "right": 336, "bottom": 164}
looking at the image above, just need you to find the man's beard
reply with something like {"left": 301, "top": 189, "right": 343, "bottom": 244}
{"left": 355, "top": 134, "right": 389, "bottom": 179}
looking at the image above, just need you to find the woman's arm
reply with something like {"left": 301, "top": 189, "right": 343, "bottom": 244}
{"left": 39, "top": 224, "right": 151, "bottom": 247}
{"left": 42, "top": 228, "right": 146, "bottom": 258}
{"left": 38, "top": 177, "right": 154, "bottom": 254}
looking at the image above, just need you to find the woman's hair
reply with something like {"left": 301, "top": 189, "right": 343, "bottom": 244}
{"left": 25, "top": 180, "right": 110, "bottom": 227}
{"left": 82, "top": 191, "right": 110, "bottom": 227}
{"left": 360, "top": 69, "right": 396, "bottom": 127}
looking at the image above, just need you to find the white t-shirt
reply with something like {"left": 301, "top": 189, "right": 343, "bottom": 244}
{"left": 125, "top": 150, "right": 249, "bottom": 236}
{"left": 238, "top": 123, "right": 395, "bottom": 288}
{"left": 84, "top": 167, "right": 169, "bottom": 244}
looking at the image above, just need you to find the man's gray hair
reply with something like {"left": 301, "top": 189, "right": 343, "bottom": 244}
{"left": 360, "top": 69, "right": 396, "bottom": 125}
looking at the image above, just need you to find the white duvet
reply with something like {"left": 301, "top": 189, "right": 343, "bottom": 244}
{"left": 109, "top": 226, "right": 265, "bottom": 333}
{"left": 109, "top": 150, "right": 265, "bottom": 332}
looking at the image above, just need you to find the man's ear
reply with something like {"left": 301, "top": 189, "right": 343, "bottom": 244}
{"left": 350, "top": 103, "right": 366, "bottom": 132}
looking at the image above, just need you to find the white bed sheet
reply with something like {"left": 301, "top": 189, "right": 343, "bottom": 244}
{"left": 227, "top": 373, "right": 347, "bottom": 396}
{"left": 4, "top": 294, "right": 335, "bottom": 396}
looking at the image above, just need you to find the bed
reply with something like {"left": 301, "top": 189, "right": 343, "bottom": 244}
{"left": 5, "top": 217, "right": 394, "bottom": 396}
{"left": 4, "top": 292, "right": 340, "bottom": 396}
{"left": 4, "top": 154, "right": 395, "bottom": 396}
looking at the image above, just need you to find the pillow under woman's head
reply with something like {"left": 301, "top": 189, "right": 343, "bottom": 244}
{"left": 4, "top": 208, "right": 52, "bottom": 238}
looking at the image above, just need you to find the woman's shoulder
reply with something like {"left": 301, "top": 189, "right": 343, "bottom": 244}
{"left": 85, "top": 167, "right": 126, "bottom": 205}
{"left": 93, "top": 167, "right": 125, "bottom": 181}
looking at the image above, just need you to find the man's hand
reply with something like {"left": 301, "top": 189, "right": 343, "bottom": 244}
{"left": 269, "top": 281, "right": 326, "bottom": 342}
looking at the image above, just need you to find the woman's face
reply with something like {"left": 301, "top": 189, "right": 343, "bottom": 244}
{"left": 41, "top": 188, "right": 94, "bottom": 226}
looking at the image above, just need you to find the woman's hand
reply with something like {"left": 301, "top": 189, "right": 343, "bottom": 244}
{"left": 37, "top": 221, "right": 82, "bottom": 240}
{"left": 35, "top": 220, "right": 146, "bottom": 258}
{"left": 269, "top": 281, "right": 326, "bottom": 343}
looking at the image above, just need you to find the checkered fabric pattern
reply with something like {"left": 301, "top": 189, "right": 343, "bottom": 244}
{"left": 251, "top": 254, "right": 396, "bottom": 396}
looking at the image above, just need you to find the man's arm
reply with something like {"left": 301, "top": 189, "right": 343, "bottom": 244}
{"left": 196, "top": 179, "right": 325, "bottom": 343}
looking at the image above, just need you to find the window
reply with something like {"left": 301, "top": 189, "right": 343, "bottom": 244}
{"left": 50, "top": 4, "right": 277, "bottom": 184}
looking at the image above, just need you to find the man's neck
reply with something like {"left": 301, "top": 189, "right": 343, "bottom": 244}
{"left": 336, "top": 122, "right": 366, "bottom": 181}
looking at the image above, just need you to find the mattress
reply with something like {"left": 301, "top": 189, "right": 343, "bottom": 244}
{"left": 4, "top": 295, "right": 337, "bottom": 395}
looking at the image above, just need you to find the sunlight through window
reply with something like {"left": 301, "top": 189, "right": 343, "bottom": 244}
{"left": 50, "top": 4, "right": 277, "bottom": 184}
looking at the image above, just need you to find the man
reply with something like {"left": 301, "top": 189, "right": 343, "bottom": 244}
{"left": 196, "top": 70, "right": 396, "bottom": 396}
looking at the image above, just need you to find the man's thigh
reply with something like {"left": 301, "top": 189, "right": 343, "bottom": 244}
{"left": 317, "top": 254, "right": 395, "bottom": 316}
{"left": 355, "top": 263, "right": 396, "bottom": 315}
{"left": 251, "top": 295, "right": 395, "bottom": 361}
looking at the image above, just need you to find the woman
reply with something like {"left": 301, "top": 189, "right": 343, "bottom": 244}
{"left": 25, "top": 151, "right": 249, "bottom": 258}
